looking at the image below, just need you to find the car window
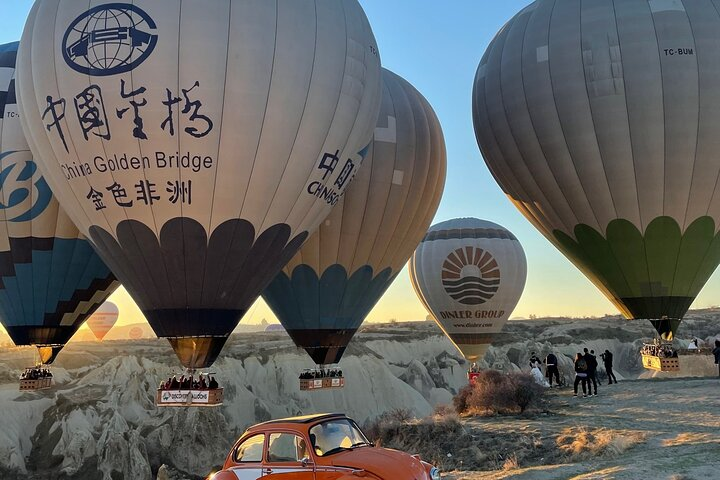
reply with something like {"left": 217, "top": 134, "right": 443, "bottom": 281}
{"left": 309, "top": 419, "right": 370, "bottom": 457}
{"left": 234, "top": 434, "right": 264, "bottom": 463}
{"left": 267, "top": 433, "right": 308, "bottom": 463}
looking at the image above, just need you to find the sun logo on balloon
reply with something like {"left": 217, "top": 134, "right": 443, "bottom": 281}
{"left": 441, "top": 247, "right": 500, "bottom": 305}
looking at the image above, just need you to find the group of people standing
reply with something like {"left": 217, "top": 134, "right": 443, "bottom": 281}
{"left": 573, "top": 348, "right": 617, "bottom": 397}
{"left": 528, "top": 348, "right": 617, "bottom": 396}
{"left": 159, "top": 374, "right": 219, "bottom": 391}
{"left": 20, "top": 367, "right": 52, "bottom": 380}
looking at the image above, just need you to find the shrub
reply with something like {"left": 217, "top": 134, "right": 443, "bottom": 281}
{"left": 454, "top": 371, "right": 545, "bottom": 415}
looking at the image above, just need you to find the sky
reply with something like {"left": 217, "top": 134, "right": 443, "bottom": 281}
{"left": 3, "top": 1, "right": 720, "bottom": 330}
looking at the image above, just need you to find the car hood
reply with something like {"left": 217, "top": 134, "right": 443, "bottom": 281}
{"left": 330, "top": 447, "right": 428, "bottom": 479}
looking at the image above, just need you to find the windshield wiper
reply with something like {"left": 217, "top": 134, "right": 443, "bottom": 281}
{"left": 351, "top": 441, "right": 372, "bottom": 448}
{"left": 322, "top": 446, "right": 352, "bottom": 456}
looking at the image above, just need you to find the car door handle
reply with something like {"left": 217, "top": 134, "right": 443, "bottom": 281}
{"left": 263, "top": 468, "right": 273, "bottom": 475}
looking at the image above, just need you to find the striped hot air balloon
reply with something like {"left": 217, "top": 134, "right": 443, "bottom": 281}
{"left": 0, "top": 41, "right": 118, "bottom": 365}
{"left": 473, "top": 0, "right": 720, "bottom": 340}
{"left": 410, "top": 219, "right": 527, "bottom": 362}
{"left": 86, "top": 301, "right": 119, "bottom": 341}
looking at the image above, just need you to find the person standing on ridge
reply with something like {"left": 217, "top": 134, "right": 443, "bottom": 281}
{"left": 601, "top": 349, "right": 617, "bottom": 384}
{"left": 713, "top": 340, "right": 720, "bottom": 378}
{"left": 584, "top": 348, "right": 598, "bottom": 396}
{"left": 545, "top": 352, "right": 560, "bottom": 387}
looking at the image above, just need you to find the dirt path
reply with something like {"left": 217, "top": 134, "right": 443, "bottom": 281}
{"left": 446, "top": 377, "right": 720, "bottom": 479}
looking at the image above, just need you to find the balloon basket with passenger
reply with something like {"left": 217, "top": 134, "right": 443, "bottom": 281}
{"left": 18, "top": 345, "right": 62, "bottom": 391}
{"left": 299, "top": 367, "right": 345, "bottom": 391}
{"left": 641, "top": 340, "right": 680, "bottom": 372}
{"left": 19, "top": 366, "right": 53, "bottom": 391}
{"left": 156, "top": 370, "right": 223, "bottom": 407}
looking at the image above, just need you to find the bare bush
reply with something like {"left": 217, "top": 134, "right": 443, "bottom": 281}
{"left": 454, "top": 371, "right": 545, "bottom": 415}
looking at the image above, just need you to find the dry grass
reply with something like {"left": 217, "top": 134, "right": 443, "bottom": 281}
{"left": 662, "top": 432, "right": 717, "bottom": 447}
{"left": 556, "top": 427, "right": 647, "bottom": 461}
{"left": 502, "top": 453, "right": 519, "bottom": 471}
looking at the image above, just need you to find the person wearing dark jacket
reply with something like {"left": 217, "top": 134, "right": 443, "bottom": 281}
{"left": 584, "top": 348, "right": 598, "bottom": 396}
{"left": 545, "top": 352, "right": 560, "bottom": 387}
{"left": 573, "top": 353, "right": 589, "bottom": 397}
{"left": 713, "top": 340, "right": 720, "bottom": 378}
{"left": 601, "top": 349, "right": 617, "bottom": 384}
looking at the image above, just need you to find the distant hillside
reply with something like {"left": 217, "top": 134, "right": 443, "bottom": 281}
{"left": 0, "top": 313, "right": 717, "bottom": 479}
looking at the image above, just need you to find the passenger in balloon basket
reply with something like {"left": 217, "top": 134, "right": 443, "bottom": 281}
{"left": 299, "top": 366, "right": 345, "bottom": 390}
{"left": 158, "top": 372, "right": 220, "bottom": 391}
{"left": 573, "top": 353, "right": 589, "bottom": 398}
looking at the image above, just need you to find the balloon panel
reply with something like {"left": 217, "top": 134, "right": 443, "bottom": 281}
{"left": 263, "top": 69, "right": 446, "bottom": 365}
{"left": 0, "top": 41, "right": 117, "bottom": 350}
{"left": 473, "top": 0, "right": 720, "bottom": 337}
{"left": 17, "top": 1, "right": 381, "bottom": 367}
{"left": 410, "top": 219, "right": 526, "bottom": 362}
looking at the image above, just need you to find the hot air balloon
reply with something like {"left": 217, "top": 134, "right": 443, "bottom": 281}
{"left": 410, "top": 219, "right": 527, "bottom": 368}
{"left": 473, "top": 0, "right": 720, "bottom": 341}
{"left": 86, "top": 301, "right": 119, "bottom": 341}
{"left": 0, "top": 41, "right": 118, "bottom": 383}
{"left": 17, "top": 0, "right": 382, "bottom": 380}
{"left": 128, "top": 326, "right": 143, "bottom": 340}
{"left": 263, "top": 69, "right": 446, "bottom": 389}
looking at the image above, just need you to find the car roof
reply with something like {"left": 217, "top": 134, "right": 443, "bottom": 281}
{"left": 248, "top": 413, "right": 347, "bottom": 430}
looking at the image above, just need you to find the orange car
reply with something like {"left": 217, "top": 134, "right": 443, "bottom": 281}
{"left": 211, "top": 413, "right": 441, "bottom": 480}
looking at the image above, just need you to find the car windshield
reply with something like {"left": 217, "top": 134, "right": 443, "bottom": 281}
{"left": 309, "top": 418, "right": 371, "bottom": 457}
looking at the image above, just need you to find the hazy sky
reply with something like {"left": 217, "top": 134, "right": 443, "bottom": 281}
{"left": 3, "top": 1, "right": 720, "bottom": 329}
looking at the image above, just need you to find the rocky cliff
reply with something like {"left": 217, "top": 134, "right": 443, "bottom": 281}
{"left": 0, "top": 313, "right": 717, "bottom": 479}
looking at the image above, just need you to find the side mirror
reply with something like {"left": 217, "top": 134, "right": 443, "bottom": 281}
{"left": 301, "top": 457, "right": 314, "bottom": 467}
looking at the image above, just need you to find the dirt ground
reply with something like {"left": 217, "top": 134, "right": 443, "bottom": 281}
{"left": 445, "top": 377, "right": 720, "bottom": 480}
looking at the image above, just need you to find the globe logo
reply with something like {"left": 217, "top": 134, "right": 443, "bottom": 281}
{"left": 441, "top": 247, "right": 500, "bottom": 305}
{"left": 62, "top": 3, "right": 158, "bottom": 77}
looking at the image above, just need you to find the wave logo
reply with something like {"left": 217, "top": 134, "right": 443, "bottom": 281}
{"left": 0, "top": 152, "right": 52, "bottom": 222}
{"left": 441, "top": 247, "right": 500, "bottom": 305}
{"left": 62, "top": 3, "right": 158, "bottom": 76}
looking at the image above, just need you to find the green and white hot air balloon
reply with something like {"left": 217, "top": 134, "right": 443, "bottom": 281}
{"left": 473, "top": 0, "right": 720, "bottom": 340}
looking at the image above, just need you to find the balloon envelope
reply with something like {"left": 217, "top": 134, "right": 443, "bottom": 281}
{"left": 128, "top": 326, "right": 143, "bottom": 340}
{"left": 86, "top": 301, "right": 119, "bottom": 341}
{"left": 0, "top": 41, "right": 118, "bottom": 364}
{"left": 263, "top": 69, "right": 446, "bottom": 365}
{"left": 473, "top": 0, "right": 720, "bottom": 340}
{"left": 18, "top": 1, "right": 381, "bottom": 368}
{"left": 410, "top": 219, "right": 526, "bottom": 362}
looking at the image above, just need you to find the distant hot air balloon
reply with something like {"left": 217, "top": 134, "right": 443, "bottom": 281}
{"left": 264, "top": 324, "right": 286, "bottom": 333}
{"left": 263, "top": 69, "right": 446, "bottom": 368}
{"left": 17, "top": 1, "right": 382, "bottom": 370}
{"left": 128, "top": 326, "right": 143, "bottom": 340}
{"left": 473, "top": 0, "right": 720, "bottom": 340}
{"left": 0, "top": 41, "right": 118, "bottom": 365}
{"left": 86, "top": 301, "right": 119, "bottom": 341}
{"left": 410, "top": 219, "right": 527, "bottom": 362}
